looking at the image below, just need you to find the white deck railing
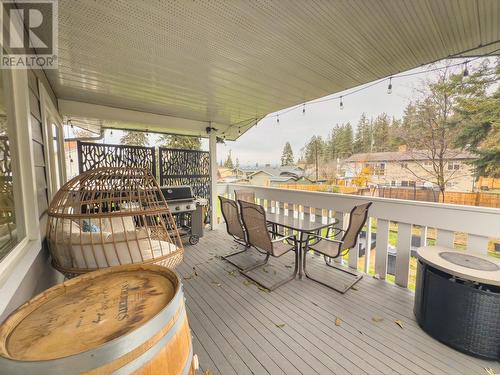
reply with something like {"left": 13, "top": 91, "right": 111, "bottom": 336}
{"left": 217, "top": 183, "right": 500, "bottom": 289}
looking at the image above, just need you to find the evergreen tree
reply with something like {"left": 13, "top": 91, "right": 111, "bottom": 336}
{"left": 158, "top": 134, "right": 201, "bottom": 150}
{"left": 224, "top": 150, "right": 234, "bottom": 168}
{"left": 120, "top": 131, "right": 149, "bottom": 146}
{"left": 280, "top": 142, "right": 295, "bottom": 166}
{"left": 372, "top": 113, "right": 390, "bottom": 151}
{"left": 454, "top": 65, "right": 500, "bottom": 177}
{"left": 353, "top": 114, "right": 373, "bottom": 153}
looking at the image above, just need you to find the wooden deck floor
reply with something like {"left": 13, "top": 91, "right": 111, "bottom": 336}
{"left": 178, "top": 230, "right": 499, "bottom": 375}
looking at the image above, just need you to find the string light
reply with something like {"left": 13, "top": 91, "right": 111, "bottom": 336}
{"left": 226, "top": 46, "right": 500, "bottom": 130}
{"left": 302, "top": 103, "right": 306, "bottom": 115}
{"left": 387, "top": 77, "right": 393, "bottom": 94}
{"left": 276, "top": 114, "right": 280, "bottom": 124}
{"left": 69, "top": 119, "right": 73, "bottom": 128}
{"left": 238, "top": 128, "right": 241, "bottom": 134}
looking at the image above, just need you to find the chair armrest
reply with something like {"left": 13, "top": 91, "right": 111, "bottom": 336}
{"left": 326, "top": 226, "right": 345, "bottom": 238}
{"left": 271, "top": 234, "right": 296, "bottom": 243}
{"left": 307, "top": 233, "right": 343, "bottom": 245}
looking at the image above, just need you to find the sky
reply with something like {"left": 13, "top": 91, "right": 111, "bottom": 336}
{"left": 96, "top": 57, "right": 490, "bottom": 167}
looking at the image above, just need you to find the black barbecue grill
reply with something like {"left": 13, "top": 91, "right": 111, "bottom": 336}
{"left": 160, "top": 186, "right": 206, "bottom": 245}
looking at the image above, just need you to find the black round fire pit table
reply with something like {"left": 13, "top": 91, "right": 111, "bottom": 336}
{"left": 414, "top": 246, "right": 500, "bottom": 360}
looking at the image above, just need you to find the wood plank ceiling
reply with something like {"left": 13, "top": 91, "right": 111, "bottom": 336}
{"left": 45, "top": 0, "right": 500, "bottom": 139}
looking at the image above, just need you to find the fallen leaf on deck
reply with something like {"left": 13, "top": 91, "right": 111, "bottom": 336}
{"left": 372, "top": 316, "right": 384, "bottom": 323}
{"left": 312, "top": 302, "right": 318, "bottom": 307}
{"left": 228, "top": 270, "right": 237, "bottom": 276}
{"left": 275, "top": 323, "right": 286, "bottom": 328}
{"left": 211, "top": 281, "right": 222, "bottom": 287}
{"left": 284, "top": 265, "right": 292, "bottom": 269}
{"left": 394, "top": 320, "right": 404, "bottom": 329}
{"left": 351, "top": 285, "right": 359, "bottom": 291}
{"left": 244, "top": 280, "right": 253, "bottom": 286}
{"left": 484, "top": 368, "right": 496, "bottom": 375}
{"left": 183, "top": 276, "right": 192, "bottom": 280}
{"left": 335, "top": 318, "right": 342, "bottom": 326}
{"left": 204, "top": 370, "right": 212, "bottom": 375}
{"left": 262, "top": 267, "right": 269, "bottom": 273}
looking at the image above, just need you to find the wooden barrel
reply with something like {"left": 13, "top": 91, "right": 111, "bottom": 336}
{"left": 0, "top": 264, "right": 195, "bottom": 375}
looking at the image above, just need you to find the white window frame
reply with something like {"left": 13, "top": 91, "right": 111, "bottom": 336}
{"left": 39, "top": 82, "right": 65, "bottom": 199}
{"left": 0, "top": 68, "right": 43, "bottom": 294}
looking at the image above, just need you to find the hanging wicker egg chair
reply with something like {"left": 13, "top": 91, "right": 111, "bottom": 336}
{"left": 47, "top": 167, "right": 184, "bottom": 277}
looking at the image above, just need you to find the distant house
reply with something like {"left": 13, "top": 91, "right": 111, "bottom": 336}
{"left": 343, "top": 147, "right": 476, "bottom": 192}
{"left": 217, "top": 167, "right": 248, "bottom": 183}
{"left": 243, "top": 165, "right": 305, "bottom": 187}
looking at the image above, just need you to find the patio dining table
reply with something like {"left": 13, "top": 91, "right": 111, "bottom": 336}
{"left": 265, "top": 212, "right": 337, "bottom": 278}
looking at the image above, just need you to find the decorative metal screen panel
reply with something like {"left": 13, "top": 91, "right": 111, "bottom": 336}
{"left": 77, "top": 141, "right": 156, "bottom": 177}
{"left": 159, "top": 148, "right": 210, "bottom": 201}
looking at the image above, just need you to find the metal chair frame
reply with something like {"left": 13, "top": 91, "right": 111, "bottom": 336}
{"left": 219, "top": 196, "right": 268, "bottom": 272}
{"left": 304, "top": 203, "right": 372, "bottom": 293}
{"left": 238, "top": 200, "right": 299, "bottom": 291}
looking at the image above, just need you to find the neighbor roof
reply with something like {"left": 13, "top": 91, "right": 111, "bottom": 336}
{"left": 345, "top": 150, "right": 476, "bottom": 163}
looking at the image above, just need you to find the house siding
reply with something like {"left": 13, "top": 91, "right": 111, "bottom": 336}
{"left": 345, "top": 160, "right": 475, "bottom": 192}
{"left": 0, "top": 70, "right": 63, "bottom": 321}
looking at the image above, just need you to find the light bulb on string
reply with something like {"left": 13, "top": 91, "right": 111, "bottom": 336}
{"left": 387, "top": 77, "right": 393, "bottom": 94}
{"left": 302, "top": 103, "right": 306, "bottom": 115}
{"left": 339, "top": 96, "right": 344, "bottom": 110}
{"left": 238, "top": 128, "right": 241, "bottom": 135}
{"left": 463, "top": 61, "right": 469, "bottom": 77}
{"left": 276, "top": 114, "right": 280, "bottom": 124}
{"left": 69, "top": 119, "right": 73, "bottom": 128}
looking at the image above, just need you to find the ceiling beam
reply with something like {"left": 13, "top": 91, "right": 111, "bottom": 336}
{"left": 58, "top": 99, "right": 230, "bottom": 137}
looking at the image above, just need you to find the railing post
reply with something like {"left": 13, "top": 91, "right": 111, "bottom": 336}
{"left": 437, "top": 229, "right": 454, "bottom": 248}
{"left": 467, "top": 235, "right": 489, "bottom": 254}
{"left": 375, "top": 219, "right": 389, "bottom": 279}
{"left": 363, "top": 217, "right": 372, "bottom": 273}
{"left": 395, "top": 223, "right": 412, "bottom": 288}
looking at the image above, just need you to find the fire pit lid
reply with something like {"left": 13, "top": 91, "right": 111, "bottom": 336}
{"left": 417, "top": 246, "right": 500, "bottom": 286}
{"left": 439, "top": 251, "right": 499, "bottom": 271}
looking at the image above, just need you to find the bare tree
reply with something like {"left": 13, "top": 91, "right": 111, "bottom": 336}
{"left": 399, "top": 63, "right": 491, "bottom": 200}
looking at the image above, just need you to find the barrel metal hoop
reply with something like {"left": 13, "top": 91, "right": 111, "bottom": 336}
{"left": 0, "top": 287, "right": 184, "bottom": 374}
{"left": 112, "top": 310, "right": 192, "bottom": 375}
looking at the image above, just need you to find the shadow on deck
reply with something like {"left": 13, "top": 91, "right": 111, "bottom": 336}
{"left": 178, "top": 230, "right": 498, "bottom": 375}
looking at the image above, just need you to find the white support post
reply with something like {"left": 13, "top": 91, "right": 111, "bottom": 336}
{"left": 209, "top": 129, "right": 217, "bottom": 230}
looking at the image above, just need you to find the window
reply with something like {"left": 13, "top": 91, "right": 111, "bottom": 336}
{"left": 391, "top": 180, "right": 396, "bottom": 186}
{"left": 409, "top": 181, "right": 416, "bottom": 187}
{"left": 424, "top": 161, "right": 432, "bottom": 166}
{"left": 0, "top": 73, "right": 23, "bottom": 262}
{"left": 448, "top": 161, "right": 460, "bottom": 170}
{"left": 49, "top": 123, "right": 63, "bottom": 192}
{"left": 374, "top": 163, "right": 385, "bottom": 176}
{"left": 401, "top": 181, "right": 409, "bottom": 187}
{"left": 400, "top": 162, "right": 408, "bottom": 169}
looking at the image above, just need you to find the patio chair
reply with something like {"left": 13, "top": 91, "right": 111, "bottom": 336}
{"left": 219, "top": 196, "right": 268, "bottom": 271}
{"left": 234, "top": 189, "right": 255, "bottom": 203}
{"left": 304, "top": 202, "right": 372, "bottom": 293}
{"left": 239, "top": 200, "right": 299, "bottom": 291}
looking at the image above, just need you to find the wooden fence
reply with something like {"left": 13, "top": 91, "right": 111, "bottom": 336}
{"left": 280, "top": 183, "right": 500, "bottom": 208}
{"left": 477, "top": 177, "right": 500, "bottom": 190}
